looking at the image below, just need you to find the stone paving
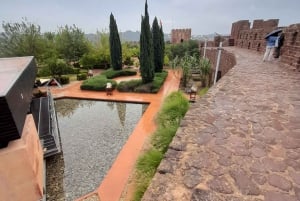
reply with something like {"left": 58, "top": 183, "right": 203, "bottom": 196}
{"left": 142, "top": 47, "right": 300, "bottom": 201}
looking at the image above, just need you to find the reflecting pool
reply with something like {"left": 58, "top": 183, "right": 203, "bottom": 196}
{"left": 46, "top": 98, "right": 148, "bottom": 201}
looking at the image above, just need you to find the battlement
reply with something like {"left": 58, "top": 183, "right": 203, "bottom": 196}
{"left": 230, "top": 19, "right": 300, "bottom": 71}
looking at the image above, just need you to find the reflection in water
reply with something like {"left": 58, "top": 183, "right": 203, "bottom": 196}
{"left": 116, "top": 102, "right": 126, "bottom": 126}
{"left": 55, "top": 99, "right": 96, "bottom": 118}
{"left": 47, "top": 99, "right": 148, "bottom": 201}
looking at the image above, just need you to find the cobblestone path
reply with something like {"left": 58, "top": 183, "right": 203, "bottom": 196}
{"left": 142, "top": 47, "right": 300, "bottom": 201}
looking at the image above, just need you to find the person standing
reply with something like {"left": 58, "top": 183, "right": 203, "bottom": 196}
{"left": 263, "top": 35, "right": 278, "bottom": 62}
{"left": 274, "top": 33, "right": 284, "bottom": 58}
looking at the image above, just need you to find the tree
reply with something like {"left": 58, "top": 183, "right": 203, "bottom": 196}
{"left": 140, "top": 0, "right": 154, "bottom": 83}
{"left": 152, "top": 17, "right": 163, "bottom": 72}
{"left": 199, "top": 58, "right": 211, "bottom": 87}
{"left": 109, "top": 13, "right": 122, "bottom": 70}
{"left": 46, "top": 58, "right": 68, "bottom": 78}
{"left": 55, "top": 25, "right": 89, "bottom": 63}
{"left": 0, "top": 19, "right": 43, "bottom": 60}
{"left": 160, "top": 23, "right": 165, "bottom": 69}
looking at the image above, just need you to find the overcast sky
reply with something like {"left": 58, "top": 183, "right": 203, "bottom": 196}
{"left": 1, "top": 0, "right": 300, "bottom": 35}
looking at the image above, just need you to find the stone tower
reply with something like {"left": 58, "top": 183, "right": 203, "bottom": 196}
{"left": 171, "top": 29, "right": 192, "bottom": 44}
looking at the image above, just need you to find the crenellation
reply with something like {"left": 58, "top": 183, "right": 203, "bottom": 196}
{"left": 231, "top": 19, "right": 300, "bottom": 71}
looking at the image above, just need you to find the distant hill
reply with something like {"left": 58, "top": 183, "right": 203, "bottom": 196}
{"left": 85, "top": 31, "right": 170, "bottom": 43}
{"left": 85, "top": 31, "right": 226, "bottom": 43}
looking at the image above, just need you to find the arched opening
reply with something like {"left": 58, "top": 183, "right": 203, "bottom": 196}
{"left": 180, "top": 39, "right": 184, "bottom": 43}
{"left": 248, "top": 42, "right": 251, "bottom": 49}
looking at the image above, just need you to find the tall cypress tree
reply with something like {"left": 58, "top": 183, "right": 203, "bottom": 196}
{"left": 140, "top": 0, "right": 154, "bottom": 83}
{"left": 159, "top": 22, "right": 165, "bottom": 71}
{"left": 109, "top": 13, "right": 122, "bottom": 70}
{"left": 152, "top": 17, "right": 163, "bottom": 72}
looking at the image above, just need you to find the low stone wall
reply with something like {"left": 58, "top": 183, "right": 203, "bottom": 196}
{"left": 202, "top": 47, "right": 236, "bottom": 84}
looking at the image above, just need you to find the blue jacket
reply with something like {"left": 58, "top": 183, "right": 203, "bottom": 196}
{"left": 266, "top": 36, "right": 277, "bottom": 47}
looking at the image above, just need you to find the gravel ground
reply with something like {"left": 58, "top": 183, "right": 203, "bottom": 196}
{"left": 46, "top": 99, "right": 147, "bottom": 201}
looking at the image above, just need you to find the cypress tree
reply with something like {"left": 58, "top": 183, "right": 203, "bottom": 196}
{"left": 109, "top": 13, "right": 122, "bottom": 70}
{"left": 140, "top": 0, "right": 154, "bottom": 83}
{"left": 152, "top": 17, "right": 163, "bottom": 72}
{"left": 159, "top": 22, "right": 165, "bottom": 71}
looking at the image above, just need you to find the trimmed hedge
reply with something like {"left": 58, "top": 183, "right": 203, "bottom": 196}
{"left": 116, "top": 71, "right": 168, "bottom": 93}
{"left": 117, "top": 79, "right": 143, "bottom": 92}
{"left": 77, "top": 73, "right": 87, "bottom": 80}
{"left": 101, "top": 68, "right": 137, "bottom": 79}
{"left": 80, "top": 75, "right": 117, "bottom": 91}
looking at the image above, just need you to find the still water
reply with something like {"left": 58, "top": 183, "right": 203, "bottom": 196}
{"left": 46, "top": 98, "right": 148, "bottom": 201}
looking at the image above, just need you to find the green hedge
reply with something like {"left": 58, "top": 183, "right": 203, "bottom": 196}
{"left": 77, "top": 73, "right": 87, "bottom": 80}
{"left": 116, "top": 71, "right": 168, "bottom": 93}
{"left": 80, "top": 75, "right": 117, "bottom": 91}
{"left": 117, "top": 79, "right": 143, "bottom": 92}
{"left": 101, "top": 68, "right": 137, "bottom": 79}
{"left": 54, "top": 76, "right": 70, "bottom": 85}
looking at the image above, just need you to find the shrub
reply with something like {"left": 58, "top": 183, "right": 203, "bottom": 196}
{"left": 37, "top": 66, "right": 51, "bottom": 77}
{"left": 77, "top": 73, "right": 87, "bottom": 80}
{"left": 151, "top": 71, "right": 168, "bottom": 93}
{"left": 55, "top": 76, "right": 70, "bottom": 85}
{"left": 80, "top": 75, "right": 117, "bottom": 91}
{"left": 101, "top": 68, "right": 137, "bottom": 79}
{"left": 117, "top": 79, "right": 143, "bottom": 92}
{"left": 135, "top": 83, "right": 152, "bottom": 93}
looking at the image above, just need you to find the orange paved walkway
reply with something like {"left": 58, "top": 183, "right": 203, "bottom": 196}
{"left": 49, "top": 70, "right": 182, "bottom": 201}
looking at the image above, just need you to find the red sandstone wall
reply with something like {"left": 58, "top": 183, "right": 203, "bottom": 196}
{"left": 201, "top": 48, "right": 236, "bottom": 84}
{"left": 230, "top": 19, "right": 300, "bottom": 71}
{"left": 281, "top": 24, "right": 300, "bottom": 71}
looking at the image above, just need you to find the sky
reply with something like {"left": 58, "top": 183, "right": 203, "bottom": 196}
{"left": 1, "top": 0, "right": 300, "bottom": 35}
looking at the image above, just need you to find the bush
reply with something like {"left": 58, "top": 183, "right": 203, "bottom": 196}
{"left": 151, "top": 71, "right": 168, "bottom": 93}
{"left": 37, "top": 66, "right": 51, "bottom": 77}
{"left": 55, "top": 76, "right": 70, "bottom": 85}
{"left": 101, "top": 68, "right": 137, "bottom": 79}
{"left": 77, "top": 73, "right": 87, "bottom": 80}
{"left": 117, "top": 79, "right": 143, "bottom": 92}
{"left": 80, "top": 75, "right": 117, "bottom": 91}
{"left": 116, "top": 71, "right": 168, "bottom": 93}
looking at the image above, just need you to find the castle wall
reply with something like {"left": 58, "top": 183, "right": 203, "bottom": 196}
{"left": 280, "top": 23, "right": 300, "bottom": 71}
{"left": 230, "top": 19, "right": 300, "bottom": 71}
{"left": 201, "top": 48, "right": 236, "bottom": 84}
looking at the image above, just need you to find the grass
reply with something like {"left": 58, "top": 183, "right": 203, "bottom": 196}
{"left": 198, "top": 87, "right": 209, "bottom": 96}
{"left": 132, "top": 91, "right": 189, "bottom": 201}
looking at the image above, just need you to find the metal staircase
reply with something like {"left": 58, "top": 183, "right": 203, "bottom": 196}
{"left": 31, "top": 89, "right": 61, "bottom": 158}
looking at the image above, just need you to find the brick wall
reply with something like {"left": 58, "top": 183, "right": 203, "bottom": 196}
{"left": 201, "top": 48, "right": 236, "bottom": 84}
{"left": 280, "top": 24, "right": 300, "bottom": 71}
{"left": 230, "top": 19, "right": 300, "bottom": 71}
{"left": 231, "top": 19, "right": 279, "bottom": 53}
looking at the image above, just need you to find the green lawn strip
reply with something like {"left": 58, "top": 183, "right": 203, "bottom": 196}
{"left": 198, "top": 87, "right": 209, "bottom": 97}
{"left": 132, "top": 91, "right": 189, "bottom": 201}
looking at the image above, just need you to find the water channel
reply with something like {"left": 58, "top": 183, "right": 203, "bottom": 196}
{"left": 46, "top": 98, "right": 148, "bottom": 201}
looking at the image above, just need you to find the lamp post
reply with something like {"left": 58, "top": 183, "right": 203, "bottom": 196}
{"left": 213, "top": 42, "right": 223, "bottom": 85}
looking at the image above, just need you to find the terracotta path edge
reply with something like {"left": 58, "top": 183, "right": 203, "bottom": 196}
{"left": 50, "top": 70, "right": 181, "bottom": 201}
